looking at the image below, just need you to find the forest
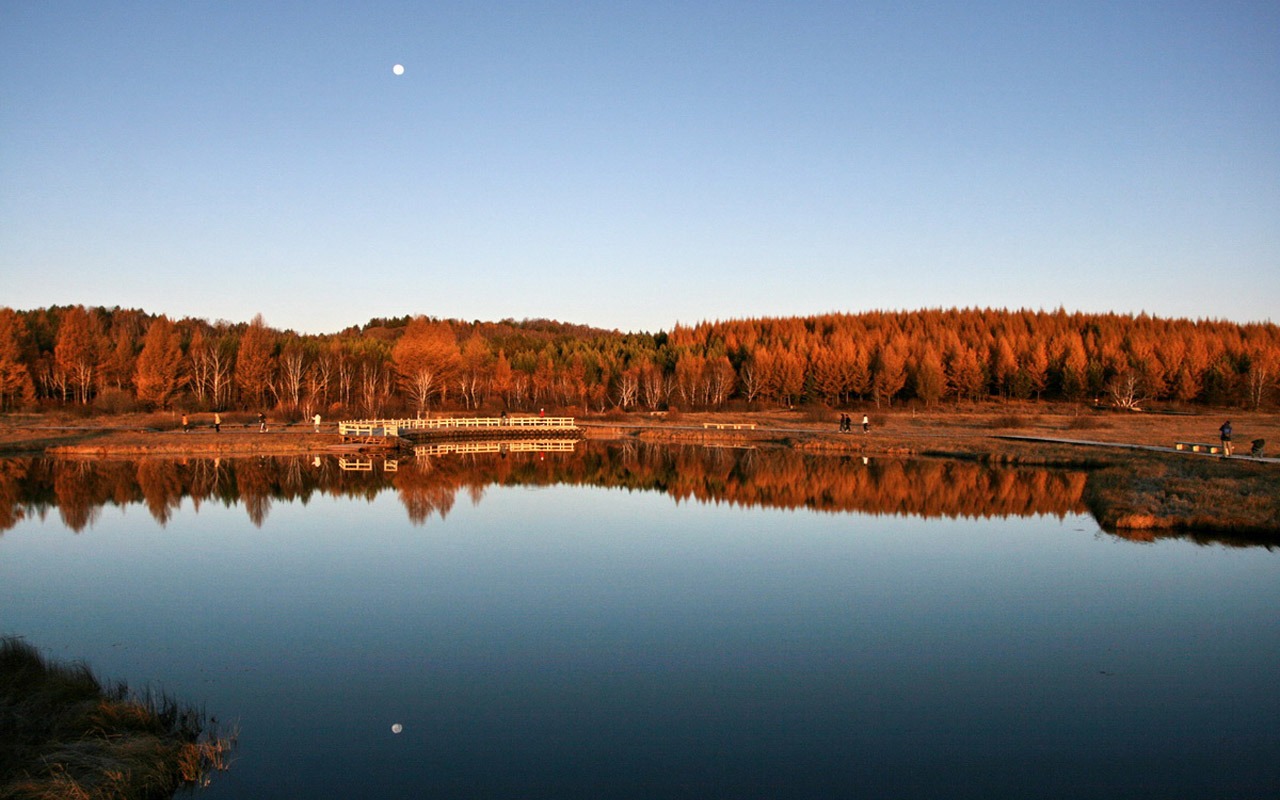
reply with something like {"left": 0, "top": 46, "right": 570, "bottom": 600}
{"left": 0, "top": 305, "right": 1277, "bottom": 417}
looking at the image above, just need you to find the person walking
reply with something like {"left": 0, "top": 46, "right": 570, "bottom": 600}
{"left": 213, "top": 412, "right": 221, "bottom": 433}
{"left": 181, "top": 413, "right": 189, "bottom": 433}
{"left": 258, "top": 412, "right": 267, "bottom": 433}
{"left": 1219, "top": 420, "right": 1233, "bottom": 457}
{"left": 313, "top": 413, "right": 321, "bottom": 432}
{"left": 861, "top": 414, "right": 870, "bottom": 434}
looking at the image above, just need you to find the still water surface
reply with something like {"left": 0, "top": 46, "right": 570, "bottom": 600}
{"left": 1, "top": 445, "right": 1277, "bottom": 798}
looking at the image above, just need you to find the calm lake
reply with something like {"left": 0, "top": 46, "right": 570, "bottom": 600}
{"left": 1, "top": 442, "right": 1277, "bottom": 799}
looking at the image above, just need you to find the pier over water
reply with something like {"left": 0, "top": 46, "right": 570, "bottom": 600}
{"left": 337, "top": 416, "right": 580, "bottom": 446}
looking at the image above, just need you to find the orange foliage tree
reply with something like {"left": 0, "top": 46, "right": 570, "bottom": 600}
{"left": 53, "top": 305, "right": 101, "bottom": 404}
{"left": 134, "top": 315, "right": 185, "bottom": 409}
{"left": 0, "top": 308, "right": 36, "bottom": 410}
{"left": 235, "top": 315, "right": 276, "bottom": 411}
{"left": 392, "top": 317, "right": 460, "bottom": 415}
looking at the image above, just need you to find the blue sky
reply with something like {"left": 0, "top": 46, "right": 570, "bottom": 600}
{"left": 3, "top": 1, "right": 1277, "bottom": 334}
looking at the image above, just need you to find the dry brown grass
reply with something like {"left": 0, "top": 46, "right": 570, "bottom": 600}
{"left": 589, "top": 404, "right": 1280, "bottom": 457}
{"left": 1084, "top": 456, "right": 1280, "bottom": 537}
{"left": 0, "top": 411, "right": 334, "bottom": 457}
{"left": 6, "top": 404, "right": 1277, "bottom": 458}
{"left": 0, "top": 637, "right": 235, "bottom": 799}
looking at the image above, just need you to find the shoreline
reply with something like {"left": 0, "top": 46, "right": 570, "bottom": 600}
{"left": 0, "top": 636, "right": 234, "bottom": 796}
{"left": 2, "top": 408, "right": 1277, "bottom": 535}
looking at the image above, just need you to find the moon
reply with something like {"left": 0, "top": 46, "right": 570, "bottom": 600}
{"left": 391, "top": 723, "right": 403, "bottom": 734}
{"left": 392, "top": 64, "right": 404, "bottom": 76}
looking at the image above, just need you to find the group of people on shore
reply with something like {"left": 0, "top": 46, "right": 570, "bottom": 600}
{"left": 838, "top": 414, "right": 870, "bottom": 434}
{"left": 174, "top": 412, "right": 323, "bottom": 434}
{"left": 179, "top": 412, "right": 230, "bottom": 433}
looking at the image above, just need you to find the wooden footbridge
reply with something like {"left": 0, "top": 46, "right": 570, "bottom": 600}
{"left": 337, "top": 416, "right": 580, "bottom": 448}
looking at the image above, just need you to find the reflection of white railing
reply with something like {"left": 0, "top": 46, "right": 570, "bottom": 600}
{"left": 338, "top": 416, "right": 577, "bottom": 437}
{"left": 415, "top": 439, "right": 578, "bottom": 457}
{"left": 338, "top": 456, "right": 399, "bottom": 472}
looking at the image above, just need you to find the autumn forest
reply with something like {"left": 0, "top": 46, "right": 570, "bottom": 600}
{"left": 0, "top": 306, "right": 1277, "bottom": 416}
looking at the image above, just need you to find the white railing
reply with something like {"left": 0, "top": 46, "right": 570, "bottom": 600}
{"left": 338, "top": 416, "right": 577, "bottom": 437}
{"left": 414, "top": 439, "right": 578, "bottom": 457}
{"left": 337, "top": 456, "right": 399, "bottom": 472}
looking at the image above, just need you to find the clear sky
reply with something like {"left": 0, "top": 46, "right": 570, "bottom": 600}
{"left": 3, "top": 1, "right": 1277, "bottom": 335}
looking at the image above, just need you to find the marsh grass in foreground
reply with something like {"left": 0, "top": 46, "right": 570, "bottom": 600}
{"left": 0, "top": 637, "right": 234, "bottom": 800}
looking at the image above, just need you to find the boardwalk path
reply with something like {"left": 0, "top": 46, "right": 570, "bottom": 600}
{"left": 993, "top": 435, "right": 1280, "bottom": 464}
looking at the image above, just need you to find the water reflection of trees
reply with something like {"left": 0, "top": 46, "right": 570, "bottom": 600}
{"left": 0, "top": 442, "right": 1092, "bottom": 534}
{"left": 137, "top": 459, "right": 183, "bottom": 525}
{"left": 0, "top": 459, "right": 31, "bottom": 531}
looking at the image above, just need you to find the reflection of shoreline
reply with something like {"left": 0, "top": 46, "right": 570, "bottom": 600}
{"left": 2, "top": 444, "right": 1266, "bottom": 547}
{"left": 3, "top": 444, "right": 1077, "bottom": 528}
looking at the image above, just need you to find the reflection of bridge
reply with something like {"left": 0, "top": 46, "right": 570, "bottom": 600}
{"left": 338, "top": 456, "right": 399, "bottom": 472}
{"left": 415, "top": 439, "right": 578, "bottom": 457}
{"left": 338, "top": 416, "right": 579, "bottom": 446}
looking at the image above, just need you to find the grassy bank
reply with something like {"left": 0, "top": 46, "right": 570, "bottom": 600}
{"left": 0, "top": 412, "right": 332, "bottom": 458}
{"left": 1084, "top": 454, "right": 1280, "bottom": 537}
{"left": 0, "top": 637, "right": 234, "bottom": 799}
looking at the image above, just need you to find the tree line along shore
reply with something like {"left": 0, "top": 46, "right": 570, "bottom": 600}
{"left": 1, "top": 306, "right": 1277, "bottom": 419}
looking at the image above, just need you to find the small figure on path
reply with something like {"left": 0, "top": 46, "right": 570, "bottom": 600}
{"left": 862, "top": 414, "right": 870, "bottom": 434}
{"left": 1219, "top": 420, "right": 1233, "bottom": 456}
{"left": 501, "top": 410, "right": 508, "bottom": 426}
{"left": 213, "top": 412, "right": 221, "bottom": 433}
{"left": 838, "top": 414, "right": 847, "bottom": 433}
{"left": 258, "top": 412, "right": 267, "bottom": 433}
{"left": 313, "top": 413, "right": 321, "bottom": 432}
{"left": 181, "top": 414, "right": 189, "bottom": 433}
